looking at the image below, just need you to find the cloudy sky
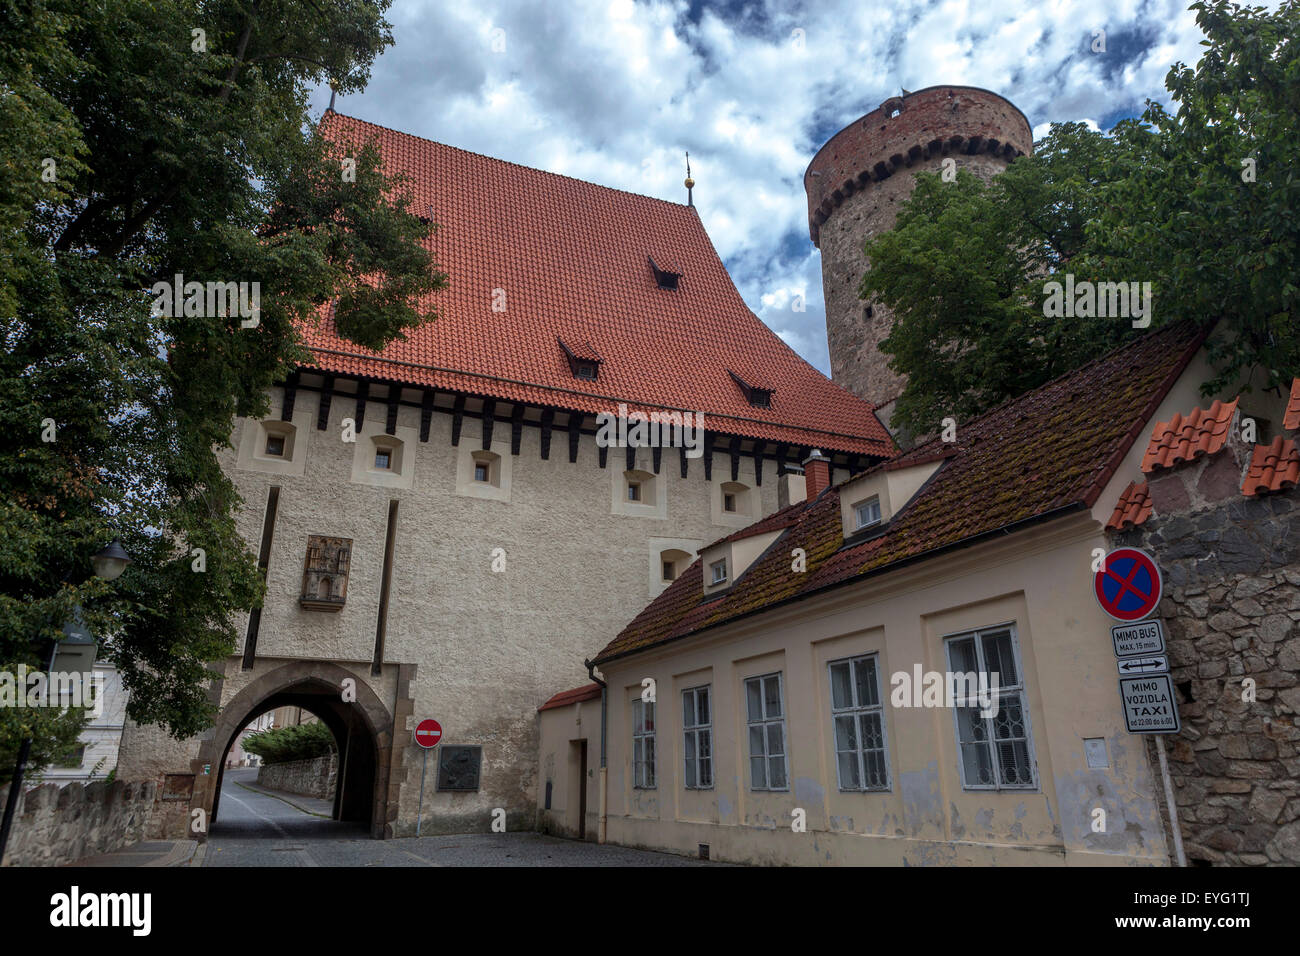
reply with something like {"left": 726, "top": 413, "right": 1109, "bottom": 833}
{"left": 314, "top": 0, "right": 1220, "bottom": 374}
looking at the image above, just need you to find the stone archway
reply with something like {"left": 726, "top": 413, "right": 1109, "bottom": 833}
{"left": 193, "top": 661, "right": 399, "bottom": 839}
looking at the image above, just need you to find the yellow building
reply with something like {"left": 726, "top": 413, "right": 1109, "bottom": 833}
{"left": 540, "top": 321, "right": 1287, "bottom": 865}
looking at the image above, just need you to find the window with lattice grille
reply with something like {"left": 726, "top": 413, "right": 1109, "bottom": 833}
{"left": 945, "top": 626, "right": 1037, "bottom": 790}
{"left": 745, "top": 673, "right": 788, "bottom": 791}
{"left": 829, "top": 654, "right": 890, "bottom": 791}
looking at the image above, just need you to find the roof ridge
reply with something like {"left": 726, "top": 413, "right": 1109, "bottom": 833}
{"left": 322, "top": 110, "right": 694, "bottom": 212}
{"left": 900, "top": 320, "right": 1208, "bottom": 461}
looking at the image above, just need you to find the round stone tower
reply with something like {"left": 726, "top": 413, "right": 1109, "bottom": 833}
{"left": 805, "top": 86, "right": 1031, "bottom": 414}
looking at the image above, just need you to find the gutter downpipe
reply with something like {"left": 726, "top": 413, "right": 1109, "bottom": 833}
{"left": 584, "top": 657, "right": 608, "bottom": 844}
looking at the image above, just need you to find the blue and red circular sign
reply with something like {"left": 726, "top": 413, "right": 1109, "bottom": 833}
{"left": 1094, "top": 547, "right": 1163, "bottom": 622}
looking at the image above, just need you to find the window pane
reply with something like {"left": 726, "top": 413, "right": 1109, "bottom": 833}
{"left": 991, "top": 696, "right": 1025, "bottom": 741}
{"left": 766, "top": 722, "right": 784, "bottom": 757}
{"left": 997, "top": 739, "right": 1034, "bottom": 786}
{"left": 830, "top": 662, "right": 852, "bottom": 710}
{"left": 960, "top": 741, "right": 994, "bottom": 787}
{"left": 683, "top": 691, "right": 695, "bottom": 727}
{"left": 644, "top": 701, "right": 655, "bottom": 733}
{"left": 697, "top": 687, "right": 709, "bottom": 726}
{"left": 700, "top": 755, "right": 713, "bottom": 788}
{"left": 746, "top": 679, "right": 762, "bottom": 722}
{"left": 855, "top": 658, "right": 880, "bottom": 708}
{"left": 983, "top": 630, "right": 1017, "bottom": 686}
{"left": 859, "top": 712, "right": 883, "bottom": 751}
{"left": 632, "top": 700, "right": 642, "bottom": 734}
{"left": 750, "top": 755, "right": 766, "bottom": 789}
{"left": 698, "top": 729, "right": 711, "bottom": 762}
{"left": 834, "top": 715, "right": 857, "bottom": 753}
{"left": 948, "top": 636, "right": 978, "bottom": 674}
{"left": 768, "top": 756, "right": 787, "bottom": 790}
{"left": 863, "top": 749, "right": 888, "bottom": 790}
{"left": 684, "top": 734, "right": 697, "bottom": 788}
{"left": 837, "top": 752, "right": 861, "bottom": 790}
{"left": 764, "top": 676, "right": 782, "bottom": 718}
{"left": 955, "top": 705, "right": 987, "bottom": 746}
{"left": 748, "top": 725, "right": 765, "bottom": 759}
{"left": 645, "top": 737, "right": 655, "bottom": 785}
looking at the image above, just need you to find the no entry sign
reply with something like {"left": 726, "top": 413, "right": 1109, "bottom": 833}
{"left": 1095, "top": 547, "right": 1163, "bottom": 622}
{"left": 414, "top": 718, "right": 443, "bottom": 749}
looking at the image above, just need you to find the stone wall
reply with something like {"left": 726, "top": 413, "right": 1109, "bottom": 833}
{"left": 0, "top": 779, "right": 158, "bottom": 867}
{"left": 257, "top": 753, "right": 337, "bottom": 799}
{"left": 1115, "top": 461, "right": 1300, "bottom": 865}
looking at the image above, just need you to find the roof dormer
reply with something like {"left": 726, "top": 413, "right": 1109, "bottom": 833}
{"left": 558, "top": 336, "right": 602, "bottom": 381}
{"left": 699, "top": 525, "right": 786, "bottom": 598}
{"left": 728, "top": 370, "right": 774, "bottom": 409}
{"left": 839, "top": 452, "right": 950, "bottom": 542}
{"left": 648, "top": 255, "right": 681, "bottom": 290}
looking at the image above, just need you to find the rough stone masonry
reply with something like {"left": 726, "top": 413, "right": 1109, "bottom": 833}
{"left": 1115, "top": 437, "right": 1300, "bottom": 865}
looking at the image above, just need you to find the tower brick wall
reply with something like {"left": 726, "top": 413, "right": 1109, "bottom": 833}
{"left": 806, "top": 86, "right": 1031, "bottom": 410}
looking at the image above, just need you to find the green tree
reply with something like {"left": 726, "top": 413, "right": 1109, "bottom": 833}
{"left": 2, "top": 0, "right": 445, "bottom": 775}
{"left": 241, "top": 721, "right": 335, "bottom": 764}
{"left": 862, "top": 123, "right": 1135, "bottom": 438}
{"left": 865, "top": 0, "right": 1300, "bottom": 438}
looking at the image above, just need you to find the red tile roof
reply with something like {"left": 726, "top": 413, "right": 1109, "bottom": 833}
{"left": 594, "top": 321, "right": 1210, "bottom": 665}
{"left": 538, "top": 683, "right": 602, "bottom": 712}
{"left": 1140, "top": 398, "right": 1238, "bottom": 474}
{"left": 1285, "top": 379, "right": 1300, "bottom": 432}
{"left": 1106, "top": 480, "right": 1153, "bottom": 531}
{"left": 304, "top": 112, "right": 894, "bottom": 458}
{"left": 1241, "top": 437, "right": 1300, "bottom": 497}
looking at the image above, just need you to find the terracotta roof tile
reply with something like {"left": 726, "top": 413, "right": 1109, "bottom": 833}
{"left": 1141, "top": 398, "right": 1238, "bottom": 474}
{"left": 594, "top": 321, "right": 1210, "bottom": 665}
{"left": 1106, "top": 480, "right": 1152, "bottom": 531}
{"left": 1241, "top": 437, "right": 1300, "bottom": 497}
{"left": 1285, "top": 379, "right": 1300, "bottom": 432}
{"left": 538, "top": 683, "right": 602, "bottom": 712}
{"left": 304, "top": 113, "right": 895, "bottom": 459}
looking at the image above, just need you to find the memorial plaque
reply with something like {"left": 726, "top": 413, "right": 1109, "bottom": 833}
{"left": 436, "top": 745, "right": 482, "bottom": 791}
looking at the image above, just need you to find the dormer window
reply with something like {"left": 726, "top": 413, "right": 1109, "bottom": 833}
{"left": 854, "top": 497, "right": 882, "bottom": 530}
{"left": 728, "top": 370, "right": 773, "bottom": 409}
{"left": 558, "top": 336, "right": 602, "bottom": 381}
{"left": 710, "top": 559, "right": 728, "bottom": 585}
{"left": 648, "top": 256, "right": 681, "bottom": 290}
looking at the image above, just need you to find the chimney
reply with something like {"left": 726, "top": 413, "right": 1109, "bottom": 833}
{"left": 803, "top": 449, "right": 831, "bottom": 499}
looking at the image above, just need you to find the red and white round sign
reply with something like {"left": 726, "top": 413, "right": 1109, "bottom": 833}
{"left": 414, "top": 718, "right": 442, "bottom": 749}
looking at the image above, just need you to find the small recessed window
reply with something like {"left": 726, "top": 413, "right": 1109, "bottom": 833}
{"left": 889, "top": 108, "right": 901, "bottom": 118}
{"left": 855, "top": 497, "right": 882, "bottom": 530}
{"left": 374, "top": 448, "right": 392, "bottom": 470}
{"left": 710, "top": 559, "right": 727, "bottom": 585}
{"left": 723, "top": 492, "right": 736, "bottom": 513}
{"left": 265, "top": 435, "right": 285, "bottom": 457}
{"left": 663, "top": 560, "right": 676, "bottom": 581}
{"left": 576, "top": 362, "right": 598, "bottom": 381}
{"left": 628, "top": 481, "right": 642, "bottom": 502}
{"left": 474, "top": 461, "right": 490, "bottom": 483}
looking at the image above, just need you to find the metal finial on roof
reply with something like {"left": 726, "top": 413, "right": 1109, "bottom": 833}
{"left": 684, "top": 151, "right": 695, "bottom": 207}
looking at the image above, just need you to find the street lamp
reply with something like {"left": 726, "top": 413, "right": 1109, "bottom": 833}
{"left": 0, "top": 538, "right": 132, "bottom": 864}
{"left": 90, "top": 539, "right": 132, "bottom": 582}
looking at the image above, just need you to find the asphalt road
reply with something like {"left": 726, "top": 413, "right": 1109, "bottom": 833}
{"left": 205, "top": 768, "right": 712, "bottom": 867}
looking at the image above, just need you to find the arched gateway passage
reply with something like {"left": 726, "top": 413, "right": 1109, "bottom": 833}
{"left": 193, "top": 661, "right": 397, "bottom": 839}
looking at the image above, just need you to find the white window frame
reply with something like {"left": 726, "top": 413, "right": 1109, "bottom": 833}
{"left": 631, "top": 697, "right": 656, "bottom": 789}
{"left": 827, "top": 653, "right": 890, "bottom": 792}
{"left": 854, "top": 496, "right": 882, "bottom": 530}
{"left": 744, "top": 672, "right": 789, "bottom": 791}
{"left": 710, "top": 559, "right": 727, "bottom": 585}
{"left": 682, "top": 685, "right": 713, "bottom": 790}
{"left": 944, "top": 623, "right": 1038, "bottom": 791}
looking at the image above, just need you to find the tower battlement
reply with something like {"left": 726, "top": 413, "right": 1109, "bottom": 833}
{"left": 806, "top": 86, "right": 1031, "bottom": 415}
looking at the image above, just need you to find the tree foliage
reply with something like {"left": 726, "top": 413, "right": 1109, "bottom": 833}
{"left": 864, "top": 0, "right": 1299, "bottom": 439}
{"left": 241, "top": 721, "right": 335, "bottom": 764}
{"left": 2, "top": 0, "right": 445, "bottom": 773}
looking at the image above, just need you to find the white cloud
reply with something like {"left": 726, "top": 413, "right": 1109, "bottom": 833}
{"left": 322, "top": 0, "right": 1215, "bottom": 375}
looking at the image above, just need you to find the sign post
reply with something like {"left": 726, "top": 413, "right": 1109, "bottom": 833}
{"left": 1095, "top": 547, "right": 1185, "bottom": 865}
{"left": 413, "top": 718, "right": 442, "bottom": 837}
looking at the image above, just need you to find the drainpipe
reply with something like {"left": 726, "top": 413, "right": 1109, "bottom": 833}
{"left": 583, "top": 658, "right": 607, "bottom": 844}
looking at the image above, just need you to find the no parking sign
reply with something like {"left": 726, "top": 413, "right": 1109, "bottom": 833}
{"left": 1094, "top": 547, "right": 1163, "bottom": 622}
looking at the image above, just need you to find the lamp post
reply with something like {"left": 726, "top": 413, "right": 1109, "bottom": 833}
{"left": 0, "top": 540, "right": 131, "bottom": 863}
